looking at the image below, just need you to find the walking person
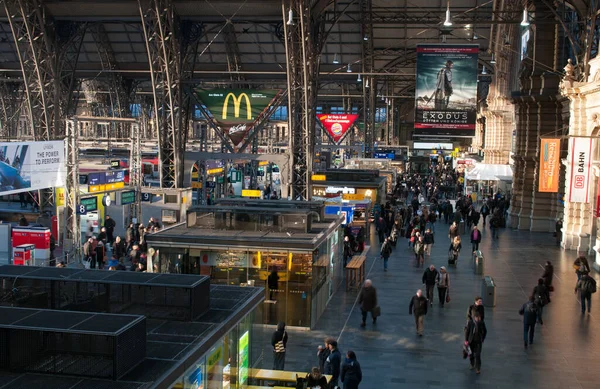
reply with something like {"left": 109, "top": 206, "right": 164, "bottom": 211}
{"left": 104, "top": 215, "right": 116, "bottom": 244}
{"left": 341, "top": 350, "right": 362, "bottom": 389}
{"left": 380, "top": 237, "right": 392, "bottom": 272}
{"left": 519, "top": 295, "right": 539, "bottom": 349}
{"left": 376, "top": 215, "right": 386, "bottom": 244}
{"left": 575, "top": 271, "right": 597, "bottom": 314}
{"left": 448, "top": 221, "right": 459, "bottom": 241}
{"left": 414, "top": 235, "right": 425, "bottom": 266}
{"left": 271, "top": 322, "right": 288, "bottom": 370}
{"left": 317, "top": 337, "right": 332, "bottom": 373}
{"left": 480, "top": 202, "right": 490, "bottom": 227}
{"left": 542, "top": 261, "right": 554, "bottom": 290}
{"left": 422, "top": 265, "right": 438, "bottom": 307}
{"left": 358, "top": 279, "right": 378, "bottom": 327}
{"left": 532, "top": 278, "right": 550, "bottom": 325}
{"left": 489, "top": 212, "right": 500, "bottom": 239}
{"left": 436, "top": 266, "right": 450, "bottom": 307}
{"left": 267, "top": 269, "right": 279, "bottom": 300}
{"left": 448, "top": 236, "right": 462, "bottom": 265}
{"left": 470, "top": 225, "right": 482, "bottom": 253}
{"left": 324, "top": 340, "right": 342, "bottom": 388}
{"left": 423, "top": 228, "right": 434, "bottom": 256}
{"left": 467, "top": 296, "right": 485, "bottom": 322}
{"left": 464, "top": 312, "right": 487, "bottom": 374}
{"left": 409, "top": 289, "right": 428, "bottom": 336}
{"left": 574, "top": 255, "right": 591, "bottom": 281}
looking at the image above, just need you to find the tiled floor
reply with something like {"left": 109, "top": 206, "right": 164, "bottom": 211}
{"left": 260, "top": 223, "right": 600, "bottom": 389}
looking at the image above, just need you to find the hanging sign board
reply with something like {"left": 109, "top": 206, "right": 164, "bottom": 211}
{"left": 568, "top": 137, "right": 593, "bottom": 203}
{"left": 538, "top": 138, "right": 560, "bottom": 193}
{"left": 317, "top": 114, "right": 359, "bottom": 145}
{"left": 242, "top": 190, "right": 261, "bottom": 198}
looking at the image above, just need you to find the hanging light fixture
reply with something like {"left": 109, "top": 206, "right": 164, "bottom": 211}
{"left": 443, "top": 1, "right": 452, "bottom": 26}
{"left": 490, "top": 53, "right": 496, "bottom": 64}
{"left": 332, "top": 53, "right": 340, "bottom": 64}
{"left": 482, "top": 66, "right": 487, "bottom": 75}
{"left": 365, "top": 78, "right": 370, "bottom": 88}
{"left": 520, "top": 8, "right": 530, "bottom": 27}
{"left": 287, "top": 9, "right": 295, "bottom": 26}
{"left": 363, "top": 34, "right": 369, "bottom": 41}
{"left": 347, "top": 63, "right": 352, "bottom": 73}
{"left": 357, "top": 73, "right": 362, "bottom": 82}
{"left": 504, "top": 34, "right": 511, "bottom": 46}
{"left": 473, "top": 31, "right": 479, "bottom": 40}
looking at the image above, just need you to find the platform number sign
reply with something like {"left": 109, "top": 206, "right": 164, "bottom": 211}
{"left": 141, "top": 192, "right": 151, "bottom": 202}
{"left": 77, "top": 204, "right": 87, "bottom": 215}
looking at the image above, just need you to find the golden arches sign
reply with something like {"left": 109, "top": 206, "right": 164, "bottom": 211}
{"left": 222, "top": 93, "right": 252, "bottom": 120}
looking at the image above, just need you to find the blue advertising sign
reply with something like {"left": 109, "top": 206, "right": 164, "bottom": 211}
{"left": 88, "top": 172, "right": 106, "bottom": 186}
{"left": 373, "top": 152, "right": 395, "bottom": 159}
{"left": 141, "top": 192, "right": 151, "bottom": 202}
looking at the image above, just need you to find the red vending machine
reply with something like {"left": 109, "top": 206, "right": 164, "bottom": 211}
{"left": 13, "top": 244, "right": 35, "bottom": 266}
{"left": 12, "top": 226, "right": 51, "bottom": 263}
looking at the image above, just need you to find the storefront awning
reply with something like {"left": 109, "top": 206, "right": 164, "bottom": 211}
{"left": 465, "top": 164, "right": 513, "bottom": 182}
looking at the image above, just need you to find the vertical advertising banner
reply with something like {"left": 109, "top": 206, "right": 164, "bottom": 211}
{"left": 414, "top": 44, "right": 479, "bottom": 137}
{"left": 194, "top": 89, "right": 280, "bottom": 146}
{"left": 568, "top": 137, "right": 593, "bottom": 203}
{"left": 539, "top": 138, "right": 561, "bottom": 192}
{"left": 0, "top": 140, "right": 65, "bottom": 196}
{"left": 317, "top": 114, "right": 359, "bottom": 144}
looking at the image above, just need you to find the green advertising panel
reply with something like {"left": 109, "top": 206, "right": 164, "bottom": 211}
{"left": 195, "top": 89, "right": 280, "bottom": 146}
{"left": 80, "top": 196, "right": 98, "bottom": 212}
{"left": 238, "top": 331, "right": 249, "bottom": 386}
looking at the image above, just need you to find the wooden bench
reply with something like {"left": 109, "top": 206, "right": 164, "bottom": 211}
{"left": 345, "top": 252, "right": 367, "bottom": 291}
{"left": 250, "top": 368, "right": 332, "bottom": 386}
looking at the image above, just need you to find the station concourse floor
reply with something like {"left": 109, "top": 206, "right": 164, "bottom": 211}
{"left": 267, "top": 223, "right": 600, "bottom": 389}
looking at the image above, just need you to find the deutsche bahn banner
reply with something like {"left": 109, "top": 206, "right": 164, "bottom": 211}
{"left": 414, "top": 44, "right": 479, "bottom": 137}
{"left": 195, "top": 89, "right": 280, "bottom": 145}
{"left": 568, "top": 137, "right": 593, "bottom": 203}
{"left": 317, "top": 114, "right": 359, "bottom": 145}
{"left": 538, "top": 138, "right": 560, "bottom": 193}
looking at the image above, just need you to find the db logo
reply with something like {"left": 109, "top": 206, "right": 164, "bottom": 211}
{"left": 574, "top": 175, "right": 585, "bottom": 188}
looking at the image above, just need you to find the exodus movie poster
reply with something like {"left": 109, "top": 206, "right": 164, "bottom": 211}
{"left": 0, "top": 140, "right": 65, "bottom": 196}
{"left": 414, "top": 44, "right": 479, "bottom": 137}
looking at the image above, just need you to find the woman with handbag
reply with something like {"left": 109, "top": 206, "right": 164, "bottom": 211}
{"left": 448, "top": 236, "right": 462, "bottom": 264}
{"left": 436, "top": 266, "right": 450, "bottom": 307}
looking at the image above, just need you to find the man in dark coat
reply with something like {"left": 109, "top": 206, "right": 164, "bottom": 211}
{"left": 358, "top": 279, "right": 378, "bottom": 327}
{"left": 465, "top": 312, "right": 487, "bottom": 374}
{"left": 575, "top": 271, "right": 597, "bottom": 314}
{"left": 341, "top": 350, "right": 362, "bottom": 389}
{"left": 270, "top": 321, "right": 288, "bottom": 370}
{"left": 324, "top": 340, "right": 342, "bottom": 388}
{"left": 409, "top": 289, "right": 428, "bottom": 336}
{"left": 104, "top": 215, "right": 116, "bottom": 244}
{"left": 467, "top": 296, "right": 485, "bottom": 322}
{"left": 422, "top": 265, "right": 438, "bottom": 307}
{"left": 519, "top": 295, "right": 539, "bottom": 349}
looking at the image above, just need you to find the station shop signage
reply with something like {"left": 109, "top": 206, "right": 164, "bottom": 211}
{"left": 194, "top": 88, "right": 281, "bottom": 146}
{"left": 568, "top": 137, "right": 593, "bottom": 203}
{"left": 413, "top": 44, "right": 479, "bottom": 137}
{"left": 538, "top": 138, "right": 560, "bottom": 193}
{"left": 325, "top": 186, "right": 355, "bottom": 194}
{"left": 0, "top": 140, "right": 65, "bottom": 197}
{"left": 317, "top": 114, "right": 359, "bottom": 145}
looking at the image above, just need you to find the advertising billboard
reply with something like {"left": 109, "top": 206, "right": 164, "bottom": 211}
{"left": 317, "top": 114, "right": 359, "bottom": 144}
{"left": 194, "top": 89, "right": 280, "bottom": 146}
{"left": 568, "top": 137, "right": 593, "bottom": 203}
{"left": 538, "top": 138, "right": 560, "bottom": 193}
{"left": 414, "top": 44, "right": 479, "bottom": 137}
{"left": 0, "top": 140, "right": 65, "bottom": 196}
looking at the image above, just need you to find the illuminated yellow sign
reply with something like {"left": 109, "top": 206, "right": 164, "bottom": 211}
{"left": 242, "top": 189, "right": 262, "bottom": 197}
{"left": 207, "top": 167, "right": 224, "bottom": 175}
{"left": 343, "top": 193, "right": 365, "bottom": 201}
{"left": 88, "top": 182, "right": 125, "bottom": 193}
{"left": 191, "top": 181, "right": 202, "bottom": 189}
{"left": 223, "top": 93, "right": 251, "bottom": 120}
{"left": 259, "top": 161, "right": 269, "bottom": 166}
{"left": 312, "top": 174, "right": 326, "bottom": 181}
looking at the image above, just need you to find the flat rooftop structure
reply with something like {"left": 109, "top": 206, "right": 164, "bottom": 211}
{"left": 0, "top": 284, "right": 264, "bottom": 389}
{"left": 0, "top": 307, "right": 146, "bottom": 380}
{"left": 146, "top": 217, "right": 343, "bottom": 251}
{"left": 0, "top": 265, "right": 210, "bottom": 321}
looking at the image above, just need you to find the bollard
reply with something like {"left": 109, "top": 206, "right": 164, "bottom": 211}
{"left": 481, "top": 276, "right": 496, "bottom": 307}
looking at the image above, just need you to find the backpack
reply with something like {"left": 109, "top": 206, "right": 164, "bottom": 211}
{"left": 585, "top": 277, "right": 597, "bottom": 293}
{"left": 525, "top": 301, "right": 538, "bottom": 315}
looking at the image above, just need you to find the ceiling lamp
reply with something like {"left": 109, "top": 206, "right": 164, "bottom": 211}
{"left": 504, "top": 34, "right": 511, "bottom": 46}
{"left": 482, "top": 66, "right": 487, "bottom": 75}
{"left": 287, "top": 9, "right": 295, "bottom": 26}
{"left": 365, "top": 78, "right": 370, "bottom": 88}
{"left": 363, "top": 34, "right": 369, "bottom": 41}
{"left": 490, "top": 53, "right": 496, "bottom": 64}
{"left": 443, "top": 2, "right": 452, "bottom": 27}
{"left": 347, "top": 63, "right": 352, "bottom": 73}
{"left": 473, "top": 31, "right": 478, "bottom": 40}
{"left": 357, "top": 73, "right": 362, "bottom": 82}
{"left": 520, "top": 8, "right": 530, "bottom": 27}
{"left": 333, "top": 53, "right": 340, "bottom": 64}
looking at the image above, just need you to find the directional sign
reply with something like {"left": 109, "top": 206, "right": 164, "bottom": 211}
{"left": 206, "top": 181, "right": 216, "bottom": 189}
{"left": 141, "top": 192, "right": 151, "bottom": 202}
{"left": 80, "top": 196, "right": 98, "bottom": 212}
{"left": 120, "top": 190, "right": 136, "bottom": 205}
{"left": 76, "top": 204, "right": 87, "bottom": 215}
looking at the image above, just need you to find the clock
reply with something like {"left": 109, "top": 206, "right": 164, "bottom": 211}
{"left": 102, "top": 194, "right": 112, "bottom": 207}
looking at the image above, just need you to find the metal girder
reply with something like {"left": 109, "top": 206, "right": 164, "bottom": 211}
{"left": 284, "top": 0, "right": 327, "bottom": 201}
{"left": 90, "top": 23, "right": 131, "bottom": 119}
{"left": 65, "top": 118, "right": 80, "bottom": 258}
{"left": 223, "top": 21, "right": 246, "bottom": 86}
{"left": 361, "top": 0, "right": 375, "bottom": 157}
{"left": 128, "top": 121, "right": 142, "bottom": 224}
{"left": 139, "top": 0, "right": 198, "bottom": 188}
{"left": 0, "top": 78, "right": 24, "bottom": 139}
{"left": 2, "top": 0, "right": 86, "bottom": 140}
{"left": 238, "top": 89, "right": 287, "bottom": 153}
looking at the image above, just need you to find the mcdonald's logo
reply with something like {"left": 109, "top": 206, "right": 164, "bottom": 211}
{"left": 222, "top": 93, "right": 252, "bottom": 120}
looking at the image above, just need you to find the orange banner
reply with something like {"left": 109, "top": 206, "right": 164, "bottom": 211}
{"left": 539, "top": 138, "right": 560, "bottom": 192}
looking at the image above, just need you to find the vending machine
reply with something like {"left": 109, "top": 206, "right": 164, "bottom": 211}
{"left": 13, "top": 244, "right": 35, "bottom": 266}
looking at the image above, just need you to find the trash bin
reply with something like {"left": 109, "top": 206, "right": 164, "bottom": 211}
{"left": 481, "top": 276, "right": 496, "bottom": 307}
{"left": 459, "top": 220, "right": 466, "bottom": 235}
{"left": 474, "top": 250, "right": 484, "bottom": 275}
